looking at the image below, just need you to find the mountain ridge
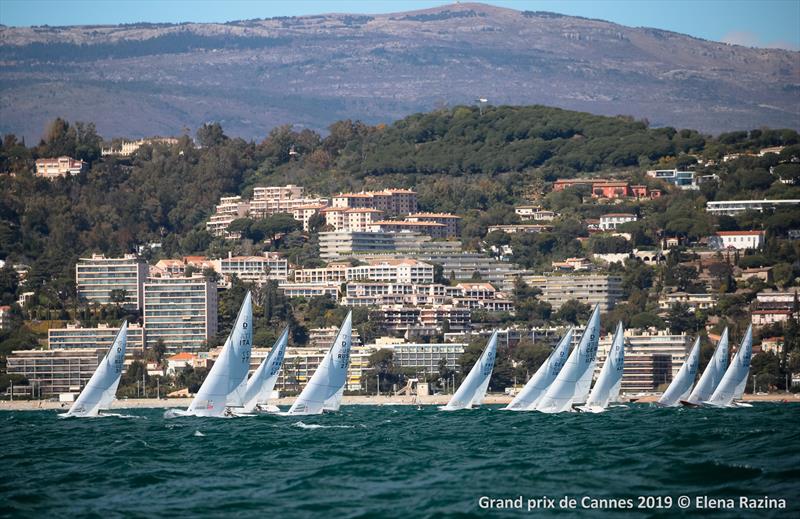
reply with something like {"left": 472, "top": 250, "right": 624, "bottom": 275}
{"left": 1, "top": 2, "right": 798, "bottom": 140}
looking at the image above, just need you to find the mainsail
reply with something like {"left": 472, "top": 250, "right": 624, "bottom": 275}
{"left": 184, "top": 292, "right": 253, "bottom": 417}
{"left": 241, "top": 327, "right": 289, "bottom": 413}
{"left": 536, "top": 304, "right": 601, "bottom": 413}
{"left": 504, "top": 328, "right": 574, "bottom": 411}
{"left": 65, "top": 322, "right": 128, "bottom": 417}
{"left": 442, "top": 331, "right": 498, "bottom": 410}
{"left": 707, "top": 325, "right": 753, "bottom": 407}
{"left": 322, "top": 386, "right": 345, "bottom": 412}
{"left": 658, "top": 336, "right": 701, "bottom": 407}
{"left": 287, "top": 312, "right": 352, "bottom": 415}
{"left": 684, "top": 327, "right": 729, "bottom": 405}
{"left": 584, "top": 322, "right": 626, "bottom": 409}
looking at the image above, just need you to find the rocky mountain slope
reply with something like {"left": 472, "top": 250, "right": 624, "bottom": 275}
{"left": 1, "top": 2, "right": 798, "bottom": 140}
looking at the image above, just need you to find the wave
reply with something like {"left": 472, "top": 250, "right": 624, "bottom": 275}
{"left": 291, "top": 421, "right": 356, "bottom": 430}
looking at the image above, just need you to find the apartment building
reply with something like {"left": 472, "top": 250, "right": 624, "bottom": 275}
{"left": 76, "top": 254, "right": 149, "bottom": 310}
{"left": 376, "top": 340, "right": 467, "bottom": 373}
{"left": 370, "top": 305, "right": 471, "bottom": 335}
{"left": 206, "top": 196, "right": 251, "bottom": 238}
{"left": 101, "top": 137, "right": 179, "bottom": 156}
{"left": 520, "top": 273, "right": 623, "bottom": 312}
{"left": 48, "top": 322, "right": 145, "bottom": 350}
{"left": 405, "top": 213, "right": 461, "bottom": 237}
{"left": 6, "top": 348, "right": 107, "bottom": 396}
{"left": 291, "top": 203, "right": 328, "bottom": 231}
{"left": 218, "top": 252, "right": 289, "bottom": 283}
{"left": 595, "top": 330, "right": 691, "bottom": 388}
{"left": 322, "top": 207, "right": 384, "bottom": 232}
{"left": 487, "top": 224, "right": 552, "bottom": 234}
{"left": 278, "top": 283, "right": 341, "bottom": 300}
{"left": 34, "top": 156, "right": 86, "bottom": 179}
{"left": 646, "top": 169, "right": 698, "bottom": 189}
{"left": 347, "top": 259, "right": 434, "bottom": 284}
{"left": 658, "top": 292, "right": 717, "bottom": 312}
{"left": 332, "top": 189, "right": 417, "bottom": 215}
{"left": 260, "top": 345, "right": 373, "bottom": 393}
{"left": 370, "top": 220, "right": 449, "bottom": 239}
{"left": 318, "top": 231, "right": 401, "bottom": 259}
{"left": 143, "top": 276, "right": 218, "bottom": 353}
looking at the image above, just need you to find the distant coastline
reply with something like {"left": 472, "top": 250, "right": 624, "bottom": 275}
{"left": 1, "top": 393, "right": 798, "bottom": 411}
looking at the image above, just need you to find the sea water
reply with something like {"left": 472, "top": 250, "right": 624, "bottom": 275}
{"left": 1, "top": 404, "right": 798, "bottom": 517}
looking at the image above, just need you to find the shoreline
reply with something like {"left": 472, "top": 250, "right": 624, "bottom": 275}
{"left": 1, "top": 392, "right": 797, "bottom": 411}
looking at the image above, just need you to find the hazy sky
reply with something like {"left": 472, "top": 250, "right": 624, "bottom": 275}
{"left": 1, "top": 0, "right": 798, "bottom": 50}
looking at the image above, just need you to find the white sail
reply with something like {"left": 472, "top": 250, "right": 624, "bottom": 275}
{"left": 658, "top": 336, "right": 701, "bottom": 406}
{"left": 536, "top": 304, "right": 601, "bottom": 413}
{"left": 287, "top": 312, "right": 352, "bottom": 415}
{"left": 584, "top": 322, "right": 625, "bottom": 409}
{"left": 241, "top": 327, "right": 289, "bottom": 413}
{"left": 184, "top": 292, "right": 253, "bottom": 417}
{"left": 504, "top": 328, "right": 574, "bottom": 411}
{"left": 685, "top": 328, "right": 728, "bottom": 405}
{"left": 323, "top": 386, "right": 345, "bottom": 412}
{"left": 442, "top": 331, "right": 498, "bottom": 410}
{"left": 65, "top": 322, "right": 128, "bottom": 417}
{"left": 707, "top": 326, "right": 753, "bottom": 407}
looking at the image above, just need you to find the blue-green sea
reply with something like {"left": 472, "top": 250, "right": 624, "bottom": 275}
{"left": 1, "top": 404, "right": 798, "bottom": 518}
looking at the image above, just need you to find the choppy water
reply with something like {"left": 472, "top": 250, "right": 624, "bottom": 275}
{"left": 1, "top": 404, "right": 798, "bottom": 518}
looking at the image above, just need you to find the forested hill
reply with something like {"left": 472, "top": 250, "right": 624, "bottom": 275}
{"left": 1, "top": 104, "right": 799, "bottom": 297}
{"left": 1, "top": 2, "right": 799, "bottom": 140}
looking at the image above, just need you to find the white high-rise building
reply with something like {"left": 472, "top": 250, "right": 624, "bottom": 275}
{"left": 76, "top": 254, "right": 149, "bottom": 310}
{"left": 143, "top": 276, "right": 218, "bottom": 353}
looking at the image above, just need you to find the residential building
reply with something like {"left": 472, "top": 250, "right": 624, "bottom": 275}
{"left": 347, "top": 259, "right": 435, "bottom": 284}
{"left": 552, "top": 257, "right": 593, "bottom": 271}
{"left": 705, "top": 199, "right": 800, "bottom": 216}
{"left": 332, "top": 189, "right": 417, "bottom": 215}
{"left": 291, "top": 203, "right": 328, "bottom": 231}
{"left": 519, "top": 273, "right": 623, "bottom": 311}
{"left": 6, "top": 348, "right": 107, "bottom": 396}
{"left": 342, "top": 281, "right": 512, "bottom": 311}
{"left": 48, "top": 322, "right": 145, "bottom": 350}
{"left": 206, "top": 196, "right": 251, "bottom": 238}
{"left": 709, "top": 231, "right": 766, "bottom": 250}
{"left": 599, "top": 213, "right": 638, "bottom": 231}
{"left": 760, "top": 337, "right": 783, "bottom": 355}
{"left": 166, "top": 352, "right": 197, "bottom": 375}
{"left": 370, "top": 220, "right": 449, "bottom": 239}
{"left": 271, "top": 345, "right": 374, "bottom": 393}
{"left": 515, "top": 206, "right": 557, "bottom": 221}
{"left": 278, "top": 283, "right": 341, "bottom": 300}
{"left": 143, "top": 276, "right": 218, "bottom": 353}
{"left": 307, "top": 327, "right": 363, "bottom": 349}
{"left": 376, "top": 340, "right": 467, "bottom": 373}
{"left": 218, "top": 252, "right": 289, "bottom": 283}
{"left": 752, "top": 309, "right": 793, "bottom": 327}
{"left": 646, "top": 169, "right": 697, "bottom": 189}
{"left": 250, "top": 184, "right": 304, "bottom": 217}
{"left": 591, "top": 181, "right": 632, "bottom": 199}
{"left": 76, "top": 254, "right": 149, "bottom": 310}
{"left": 294, "top": 263, "right": 350, "bottom": 284}
{"left": 34, "top": 156, "right": 86, "bottom": 179}
{"left": 658, "top": 292, "right": 717, "bottom": 312}
{"left": 595, "top": 330, "right": 691, "bottom": 391}
{"left": 318, "top": 231, "right": 406, "bottom": 260}
{"left": 322, "top": 207, "right": 384, "bottom": 231}
{"left": 552, "top": 178, "right": 603, "bottom": 191}
{"left": 370, "top": 305, "right": 471, "bottom": 335}
{"left": 405, "top": 213, "right": 461, "bottom": 237}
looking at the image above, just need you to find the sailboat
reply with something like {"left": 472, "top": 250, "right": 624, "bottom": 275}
{"left": 577, "top": 321, "right": 625, "bottom": 413}
{"left": 441, "top": 331, "right": 498, "bottom": 411}
{"left": 657, "top": 336, "right": 701, "bottom": 407}
{"left": 169, "top": 292, "right": 253, "bottom": 418}
{"left": 681, "top": 328, "right": 728, "bottom": 407}
{"left": 706, "top": 325, "right": 753, "bottom": 408}
{"left": 235, "top": 326, "right": 289, "bottom": 414}
{"left": 536, "top": 304, "right": 601, "bottom": 413}
{"left": 504, "top": 328, "right": 573, "bottom": 411}
{"left": 286, "top": 312, "right": 352, "bottom": 416}
{"left": 61, "top": 322, "right": 128, "bottom": 418}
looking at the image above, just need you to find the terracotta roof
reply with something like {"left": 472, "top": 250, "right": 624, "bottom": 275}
{"left": 167, "top": 352, "right": 196, "bottom": 361}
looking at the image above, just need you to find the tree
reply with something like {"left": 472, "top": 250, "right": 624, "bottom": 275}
{"left": 196, "top": 123, "right": 228, "bottom": 148}
{"left": 109, "top": 289, "right": 128, "bottom": 306}
{"left": 555, "top": 300, "right": 591, "bottom": 325}
{"left": 667, "top": 303, "right": 700, "bottom": 334}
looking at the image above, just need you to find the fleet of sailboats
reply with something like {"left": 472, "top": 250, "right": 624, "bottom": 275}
{"left": 60, "top": 292, "right": 760, "bottom": 419}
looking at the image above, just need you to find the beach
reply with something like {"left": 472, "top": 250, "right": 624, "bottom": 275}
{"left": 1, "top": 392, "right": 797, "bottom": 411}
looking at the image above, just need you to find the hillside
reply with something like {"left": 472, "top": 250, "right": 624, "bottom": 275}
{"left": 1, "top": 2, "right": 798, "bottom": 141}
